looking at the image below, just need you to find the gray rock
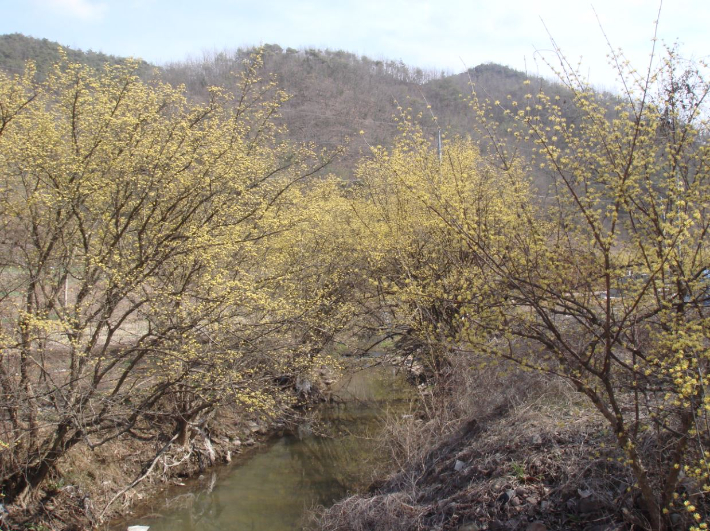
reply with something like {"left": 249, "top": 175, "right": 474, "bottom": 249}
{"left": 246, "top": 421, "right": 267, "bottom": 435}
{"left": 578, "top": 487, "right": 593, "bottom": 498}
{"left": 455, "top": 459, "right": 466, "bottom": 472}
{"left": 498, "top": 489, "right": 515, "bottom": 504}
{"left": 457, "top": 523, "right": 480, "bottom": 531}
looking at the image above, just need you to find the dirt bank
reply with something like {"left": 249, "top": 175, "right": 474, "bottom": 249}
{"left": 1, "top": 387, "right": 326, "bottom": 531}
{"left": 315, "top": 369, "right": 701, "bottom": 531}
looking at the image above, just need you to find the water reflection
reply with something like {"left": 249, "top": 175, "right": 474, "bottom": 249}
{"left": 117, "top": 365, "right": 414, "bottom": 531}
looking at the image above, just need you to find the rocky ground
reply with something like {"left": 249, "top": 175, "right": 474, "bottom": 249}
{"left": 314, "top": 370, "right": 697, "bottom": 531}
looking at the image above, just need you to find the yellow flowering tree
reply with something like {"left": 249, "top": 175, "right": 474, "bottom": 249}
{"left": 350, "top": 121, "right": 527, "bottom": 376}
{"left": 0, "top": 54, "right": 334, "bottom": 501}
{"left": 451, "top": 46, "right": 710, "bottom": 530}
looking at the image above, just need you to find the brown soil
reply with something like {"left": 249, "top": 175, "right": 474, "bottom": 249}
{"left": 1, "top": 399, "right": 312, "bottom": 531}
{"left": 314, "top": 369, "right": 699, "bottom": 531}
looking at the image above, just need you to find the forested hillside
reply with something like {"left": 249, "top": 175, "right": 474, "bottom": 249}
{"left": 0, "top": 33, "right": 154, "bottom": 79}
{"left": 0, "top": 34, "right": 578, "bottom": 181}
{"left": 160, "top": 45, "right": 578, "bottom": 179}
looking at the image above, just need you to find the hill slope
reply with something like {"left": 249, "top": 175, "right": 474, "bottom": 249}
{"left": 0, "top": 33, "right": 154, "bottom": 79}
{"left": 0, "top": 34, "right": 575, "bottom": 181}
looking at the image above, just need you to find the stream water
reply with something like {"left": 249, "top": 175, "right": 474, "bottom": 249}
{"left": 112, "top": 363, "right": 415, "bottom": 531}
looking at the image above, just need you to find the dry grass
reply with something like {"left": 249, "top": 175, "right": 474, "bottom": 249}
{"left": 321, "top": 492, "right": 428, "bottom": 531}
{"left": 312, "top": 353, "right": 658, "bottom": 531}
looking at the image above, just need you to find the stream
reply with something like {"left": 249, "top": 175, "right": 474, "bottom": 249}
{"left": 112, "top": 363, "right": 416, "bottom": 531}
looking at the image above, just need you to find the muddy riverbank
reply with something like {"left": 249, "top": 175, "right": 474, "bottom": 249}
{"left": 108, "top": 363, "right": 416, "bottom": 531}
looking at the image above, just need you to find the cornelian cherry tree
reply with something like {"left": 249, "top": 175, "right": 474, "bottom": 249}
{"left": 0, "top": 54, "right": 336, "bottom": 501}
{"left": 450, "top": 45, "right": 710, "bottom": 530}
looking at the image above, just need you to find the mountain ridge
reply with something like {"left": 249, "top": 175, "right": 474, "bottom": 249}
{"left": 0, "top": 33, "right": 572, "bottom": 184}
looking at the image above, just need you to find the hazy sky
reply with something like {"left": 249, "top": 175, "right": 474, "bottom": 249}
{"left": 2, "top": 0, "right": 708, "bottom": 89}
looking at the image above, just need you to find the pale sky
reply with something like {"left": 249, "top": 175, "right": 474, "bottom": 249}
{"left": 1, "top": 0, "right": 708, "bottom": 90}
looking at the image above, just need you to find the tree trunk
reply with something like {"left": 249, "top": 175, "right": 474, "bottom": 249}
{"left": 1, "top": 424, "right": 80, "bottom": 504}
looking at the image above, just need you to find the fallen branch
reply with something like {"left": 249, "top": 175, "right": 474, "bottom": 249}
{"left": 97, "top": 433, "right": 179, "bottom": 522}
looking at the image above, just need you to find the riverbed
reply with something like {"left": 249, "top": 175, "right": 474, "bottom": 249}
{"left": 112, "top": 363, "right": 416, "bottom": 531}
